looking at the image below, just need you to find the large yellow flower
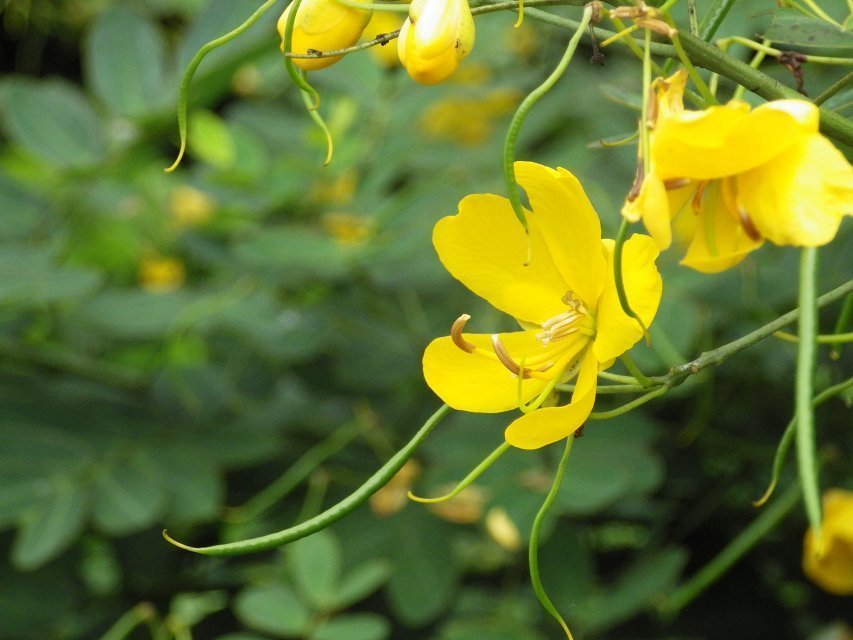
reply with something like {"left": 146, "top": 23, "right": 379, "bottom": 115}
{"left": 803, "top": 488, "right": 853, "bottom": 596}
{"left": 423, "top": 162, "right": 663, "bottom": 450}
{"left": 623, "top": 71, "right": 853, "bottom": 273}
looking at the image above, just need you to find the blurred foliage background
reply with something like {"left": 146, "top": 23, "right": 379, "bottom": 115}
{"left": 0, "top": 0, "right": 850, "bottom": 638}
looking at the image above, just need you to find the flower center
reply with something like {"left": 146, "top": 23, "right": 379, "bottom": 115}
{"left": 536, "top": 291, "right": 595, "bottom": 345}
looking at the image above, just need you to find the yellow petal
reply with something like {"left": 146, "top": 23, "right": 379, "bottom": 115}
{"left": 736, "top": 134, "right": 853, "bottom": 247}
{"left": 504, "top": 348, "right": 598, "bottom": 449}
{"left": 592, "top": 235, "right": 662, "bottom": 363}
{"left": 802, "top": 489, "right": 853, "bottom": 595}
{"left": 433, "top": 193, "right": 569, "bottom": 325}
{"left": 653, "top": 100, "right": 817, "bottom": 180}
{"left": 514, "top": 162, "right": 607, "bottom": 308}
{"left": 680, "top": 180, "right": 762, "bottom": 273}
{"left": 413, "top": 0, "right": 459, "bottom": 57}
{"left": 423, "top": 331, "right": 561, "bottom": 412}
{"left": 623, "top": 171, "right": 673, "bottom": 250}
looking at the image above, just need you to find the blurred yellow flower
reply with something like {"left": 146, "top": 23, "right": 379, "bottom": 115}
{"left": 322, "top": 212, "right": 373, "bottom": 246}
{"left": 363, "top": 10, "right": 404, "bottom": 68}
{"left": 486, "top": 506, "right": 523, "bottom": 552}
{"left": 426, "top": 485, "right": 485, "bottom": 524}
{"left": 139, "top": 256, "right": 185, "bottom": 293}
{"left": 277, "top": 0, "right": 372, "bottom": 71}
{"left": 803, "top": 488, "right": 853, "bottom": 596}
{"left": 310, "top": 169, "right": 358, "bottom": 205}
{"left": 369, "top": 460, "right": 421, "bottom": 517}
{"left": 169, "top": 185, "right": 215, "bottom": 228}
{"left": 398, "top": 0, "right": 475, "bottom": 84}
{"left": 623, "top": 71, "right": 853, "bottom": 273}
{"left": 423, "top": 162, "right": 663, "bottom": 450}
{"left": 420, "top": 89, "right": 520, "bottom": 147}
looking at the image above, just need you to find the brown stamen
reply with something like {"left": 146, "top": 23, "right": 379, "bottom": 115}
{"left": 737, "top": 207, "right": 763, "bottom": 242}
{"left": 626, "top": 149, "right": 645, "bottom": 203}
{"left": 451, "top": 314, "right": 476, "bottom": 353}
{"left": 691, "top": 181, "right": 709, "bottom": 215}
{"left": 491, "top": 334, "right": 530, "bottom": 378}
{"left": 664, "top": 178, "right": 691, "bottom": 191}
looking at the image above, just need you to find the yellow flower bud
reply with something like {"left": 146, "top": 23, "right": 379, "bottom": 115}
{"left": 138, "top": 256, "right": 185, "bottom": 293}
{"left": 397, "top": 0, "right": 475, "bottom": 84}
{"left": 277, "top": 0, "right": 373, "bottom": 71}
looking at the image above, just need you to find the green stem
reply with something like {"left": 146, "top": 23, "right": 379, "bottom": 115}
{"left": 588, "top": 384, "right": 668, "bottom": 419}
{"left": 772, "top": 330, "right": 853, "bottom": 344}
{"left": 830, "top": 292, "right": 853, "bottom": 359}
{"left": 658, "top": 481, "right": 801, "bottom": 619}
{"left": 620, "top": 353, "right": 654, "bottom": 388}
{"left": 529, "top": 437, "right": 575, "bottom": 640}
{"left": 503, "top": 4, "right": 593, "bottom": 229}
{"left": 814, "top": 71, "right": 853, "bottom": 106}
{"left": 654, "top": 279, "right": 853, "bottom": 389}
{"left": 670, "top": 31, "right": 718, "bottom": 105}
{"left": 613, "top": 219, "right": 649, "bottom": 340}
{"left": 753, "top": 376, "right": 853, "bottom": 508}
{"left": 164, "top": 404, "right": 452, "bottom": 555}
{"left": 165, "top": 0, "right": 281, "bottom": 172}
{"left": 408, "top": 442, "right": 511, "bottom": 503}
{"left": 796, "top": 247, "right": 821, "bottom": 539}
{"left": 556, "top": 383, "right": 651, "bottom": 394}
{"left": 225, "top": 421, "right": 362, "bottom": 523}
{"left": 99, "top": 603, "right": 158, "bottom": 640}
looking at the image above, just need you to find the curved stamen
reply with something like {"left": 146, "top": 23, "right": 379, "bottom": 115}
{"left": 491, "top": 334, "right": 531, "bottom": 379}
{"left": 451, "top": 314, "right": 476, "bottom": 353}
{"left": 664, "top": 177, "right": 691, "bottom": 190}
{"left": 737, "top": 207, "right": 762, "bottom": 241}
{"left": 691, "top": 181, "right": 709, "bottom": 214}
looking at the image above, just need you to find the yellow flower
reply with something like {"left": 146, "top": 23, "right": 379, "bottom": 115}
{"left": 423, "top": 162, "right": 663, "bottom": 450}
{"left": 623, "top": 71, "right": 853, "bottom": 273}
{"left": 168, "top": 185, "right": 215, "bottom": 228}
{"left": 397, "top": 0, "right": 475, "bottom": 84}
{"left": 363, "top": 10, "right": 404, "bottom": 68}
{"left": 420, "top": 89, "right": 520, "bottom": 147}
{"left": 803, "top": 488, "right": 853, "bottom": 596}
{"left": 277, "top": 0, "right": 372, "bottom": 71}
{"left": 139, "top": 256, "right": 185, "bottom": 293}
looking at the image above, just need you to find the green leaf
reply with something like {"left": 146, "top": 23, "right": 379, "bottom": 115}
{"left": 92, "top": 452, "right": 167, "bottom": 535}
{"left": 67, "top": 290, "right": 189, "bottom": 340}
{"left": 289, "top": 530, "right": 342, "bottom": 610}
{"left": 311, "top": 614, "right": 390, "bottom": 640}
{"left": 11, "top": 480, "right": 90, "bottom": 570}
{"left": 188, "top": 110, "right": 236, "bottom": 169}
{"left": 0, "top": 247, "right": 101, "bottom": 307}
{"left": 329, "top": 559, "right": 392, "bottom": 610}
{"left": 0, "top": 175, "right": 47, "bottom": 239}
{"left": 763, "top": 9, "right": 853, "bottom": 50}
{"left": 234, "top": 584, "right": 312, "bottom": 638}
{"left": 171, "top": 591, "right": 228, "bottom": 627}
{"left": 234, "top": 227, "right": 350, "bottom": 286}
{"left": 584, "top": 548, "right": 687, "bottom": 633}
{"left": 0, "top": 78, "right": 107, "bottom": 167}
{"left": 158, "top": 448, "right": 224, "bottom": 524}
{"left": 387, "top": 510, "right": 457, "bottom": 627}
{"left": 84, "top": 7, "right": 172, "bottom": 118}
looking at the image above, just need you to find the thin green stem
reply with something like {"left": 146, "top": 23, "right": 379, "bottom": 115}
{"left": 165, "top": 0, "right": 280, "bottom": 172}
{"left": 503, "top": 4, "right": 593, "bottom": 229}
{"left": 164, "top": 404, "right": 452, "bottom": 555}
{"left": 620, "top": 353, "right": 654, "bottom": 388}
{"left": 698, "top": 0, "right": 735, "bottom": 40}
{"left": 772, "top": 331, "right": 853, "bottom": 344}
{"left": 753, "top": 376, "right": 853, "bottom": 508}
{"left": 830, "top": 292, "right": 853, "bottom": 359}
{"left": 796, "top": 247, "right": 822, "bottom": 539}
{"left": 557, "top": 383, "right": 650, "bottom": 394}
{"left": 670, "top": 30, "right": 718, "bottom": 105}
{"left": 588, "top": 384, "right": 668, "bottom": 419}
{"left": 815, "top": 72, "right": 853, "bottom": 106}
{"left": 613, "top": 219, "right": 649, "bottom": 340}
{"left": 225, "top": 421, "right": 362, "bottom": 523}
{"left": 718, "top": 36, "right": 853, "bottom": 66}
{"left": 99, "top": 603, "right": 158, "bottom": 640}
{"left": 687, "top": 0, "right": 698, "bottom": 36}
{"left": 732, "top": 39, "right": 770, "bottom": 101}
{"left": 598, "top": 370, "right": 642, "bottom": 384}
{"left": 529, "top": 437, "right": 575, "bottom": 640}
{"left": 658, "top": 481, "right": 801, "bottom": 619}
{"left": 409, "top": 442, "right": 510, "bottom": 503}
{"left": 653, "top": 279, "right": 853, "bottom": 389}
{"left": 300, "top": 80, "right": 334, "bottom": 165}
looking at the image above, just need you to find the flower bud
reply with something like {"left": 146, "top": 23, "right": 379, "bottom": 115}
{"left": 397, "top": 0, "right": 475, "bottom": 84}
{"left": 277, "top": 0, "right": 373, "bottom": 71}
